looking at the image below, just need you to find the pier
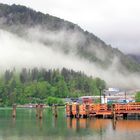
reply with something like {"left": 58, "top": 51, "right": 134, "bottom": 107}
{"left": 66, "top": 103, "right": 140, "bottom": 119}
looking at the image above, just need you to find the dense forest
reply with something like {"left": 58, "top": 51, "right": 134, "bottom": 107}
{"left": 0, "top": 68, "right": 106, "bottom": 106}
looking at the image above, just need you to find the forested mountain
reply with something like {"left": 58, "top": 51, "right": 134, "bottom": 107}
{"left": 0, "top": 3, "right": 140, "bottom": 73}
{"left": 0, "top": 68, "right": 106, "bottom": 106}
{"left": 127, "top": 54, "right": 140, "bottom": 64}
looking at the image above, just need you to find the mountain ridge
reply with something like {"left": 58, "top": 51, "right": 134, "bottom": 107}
{"left": 127, "top": 54, "right": 140, "bottom": 64}
{"left": 0, "top": 3, "right": 140, "bottom": 76}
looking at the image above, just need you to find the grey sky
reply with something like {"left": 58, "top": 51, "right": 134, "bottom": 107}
{"left": 0, "top": 0, "right": 140, "bottom": 54}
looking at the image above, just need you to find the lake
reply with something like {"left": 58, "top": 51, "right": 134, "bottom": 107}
{"left": 0, "top": 108, "right": 140, "bottom": 140}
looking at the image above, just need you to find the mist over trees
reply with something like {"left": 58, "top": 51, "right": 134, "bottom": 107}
{"left": 0, "top": 3, "right": 140, "bottom": 90}
{"left": 0, "top": 68, "right": 106, "bottom": 106}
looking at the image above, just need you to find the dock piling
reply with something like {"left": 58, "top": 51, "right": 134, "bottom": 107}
{"left": 86, "top": 104, "right": 90, "bottom": 118}
{"left": 36, "top": 104, "right": 39, "bottom": 117}
{"left": 12, "top": 104, "right": 16, "bottom": 118}
{"left": 112, "top": 104, "right": 116, "bottom": 120}
{"left": 53, "top": 104, "right": 58, "bottom": 118}
{"left": 76, "top": 104, "right": 79, "bottom": 118}
{"left": 38, "top": 104, "right": 43, "bottom": 119}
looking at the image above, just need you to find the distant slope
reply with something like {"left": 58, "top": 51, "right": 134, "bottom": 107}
{"left": 127, "top": 54, "right": 140, "bottom": 64}
{"left": 0, "top": 3, "right": 140, "bottom": 73}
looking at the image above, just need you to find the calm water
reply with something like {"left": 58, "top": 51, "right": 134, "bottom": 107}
{"left": 0, "top": 108, "right": 140, "bottom": 140}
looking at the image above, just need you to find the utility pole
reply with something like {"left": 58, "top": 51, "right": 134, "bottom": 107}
{"left": 99, "top": 87, "right": 102, "bottom": 104}
{"left": 125, "top": 91, "right": 127, "bottom": 103}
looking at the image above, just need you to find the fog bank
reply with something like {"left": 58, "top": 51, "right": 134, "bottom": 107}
{"left": 0, "top": 28, "right": 140, "bottom": 89}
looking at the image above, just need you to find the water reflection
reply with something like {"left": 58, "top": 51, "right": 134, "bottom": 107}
{"left": 67, "top": 117, "right": 140, "bottom": 132}
{"left": 0, "top": 108, "right": 140, "bottom": 140}
{"left": 112, "top": 119, "right": 117, "bottom": 130}
{"left": 67, "top": 118, "right": 110, "bottom": 132}
{"left": 115, "top": 120, "right": 140, "bottom": 131}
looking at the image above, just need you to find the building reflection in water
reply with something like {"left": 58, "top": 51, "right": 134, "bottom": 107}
{"left": 115, "top": 120, "right": 140, "bottom": 131}
{"left": 67, "top": 118, "right": 110, "bottom": 132}
{"left": 67, "top": 118, "right": 140, "bottom": 132}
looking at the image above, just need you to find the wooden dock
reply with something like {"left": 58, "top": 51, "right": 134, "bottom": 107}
{"left": 66, "top": 103, "right": 140, "bottom": 119}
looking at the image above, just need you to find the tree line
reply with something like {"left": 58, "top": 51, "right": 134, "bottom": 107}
{"left": 135, "top": 92, "right": 140, "bottom": 102}
{"left": 0, "top": 68, "right": 106, "bottom": 106}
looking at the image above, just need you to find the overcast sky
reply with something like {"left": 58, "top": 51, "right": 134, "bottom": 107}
{"left": 0, "top": 0, "right": 140, "bottom": 54}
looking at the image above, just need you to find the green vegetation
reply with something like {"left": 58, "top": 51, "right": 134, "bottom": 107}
{"left": 135, "top": 92, "right": 140, "bottom": 102}
{"left": 0, "top": 68, "right": 106, "bottom": 106}
{"left": 46, "top": 96, "right": 64, "bottom": 106}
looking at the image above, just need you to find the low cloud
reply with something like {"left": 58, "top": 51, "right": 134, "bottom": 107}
{"left": 0, "top": 27, "right": 140, "bottom": 89}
